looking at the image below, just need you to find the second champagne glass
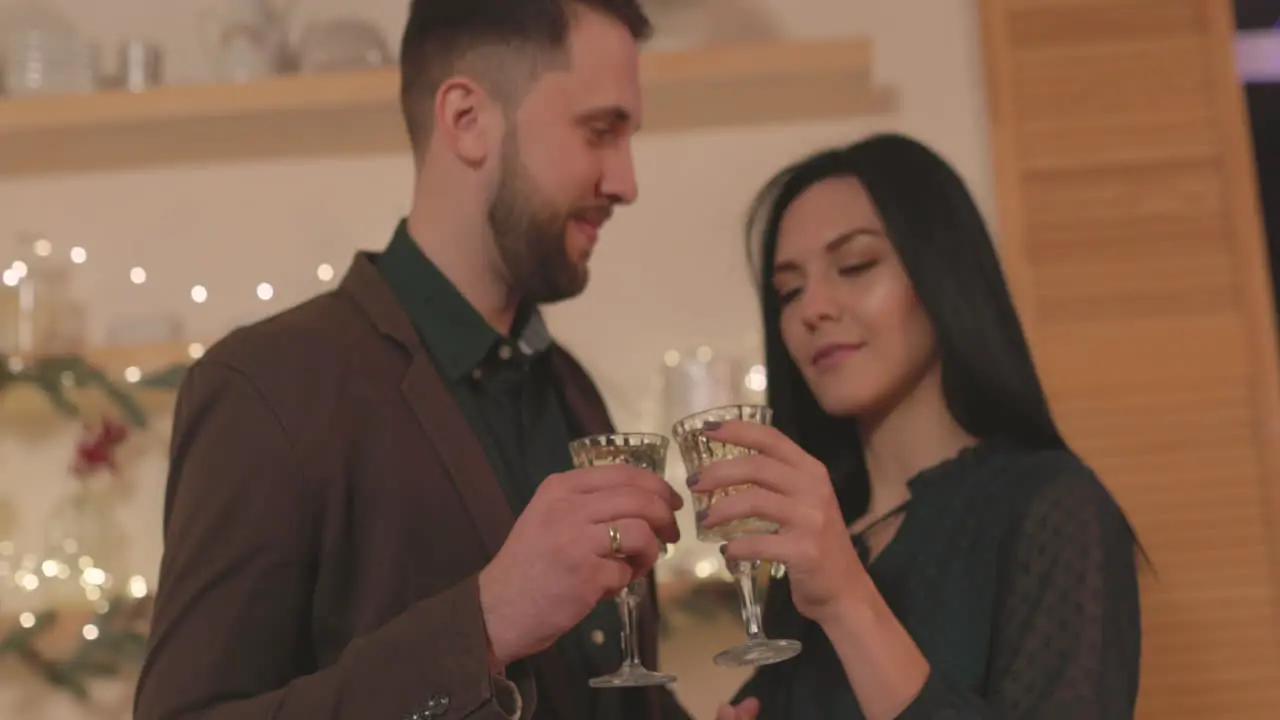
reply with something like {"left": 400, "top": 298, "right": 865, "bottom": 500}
{"left": 569, "top": 432, "right": 677, "bottom": 688}
{"left": 673, "top": 404, "right": 802, "bottom": 668}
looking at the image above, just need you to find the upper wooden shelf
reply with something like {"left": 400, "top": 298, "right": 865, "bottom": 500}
{"left": 0, "top": 37, "right": 893, "bottom": 178}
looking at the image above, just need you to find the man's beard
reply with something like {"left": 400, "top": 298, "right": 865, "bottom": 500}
{"left": 487, "top": 143, "right": 589, "bottom": 305}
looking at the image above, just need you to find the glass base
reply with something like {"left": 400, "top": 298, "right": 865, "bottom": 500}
{"left": 714, "top": 638, "right": 803, "bottom": 668}
{"left": 588, "top": 663, "right": 677, "bottom": 688}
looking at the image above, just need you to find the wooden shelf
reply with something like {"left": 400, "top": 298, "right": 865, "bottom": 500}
{"left": 0, "top": 341, "right": 198, "bottom": 430}
{"left": 0, "top": 38, "right": 894, "bottom": 178}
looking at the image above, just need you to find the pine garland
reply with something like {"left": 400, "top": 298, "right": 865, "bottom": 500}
{"left": 0, "top": 353, "right": 188, "bottom": 428}
{"left": 0, "top": 594, "right": 152, "bottom": 701}
{"left": 0, "top": 351, "right": 184, "bottom": 698}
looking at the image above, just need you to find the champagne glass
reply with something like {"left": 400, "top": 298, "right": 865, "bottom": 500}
{"left": 672, "top": 404, "right": 802, "bottom": 668}
{"left": 569, "top": 432, "right": 677, "bottom": 688}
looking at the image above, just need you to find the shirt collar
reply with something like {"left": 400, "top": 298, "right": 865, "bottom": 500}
{"left": 376, "top": 219, "right": 552, "bottom": 380}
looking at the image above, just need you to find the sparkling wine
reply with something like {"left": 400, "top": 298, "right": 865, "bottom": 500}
{"left": 693, "top": 489, "right": 779, "bottom": 543}
{"left": 568, "top": 432, "right": 678, "bottom": 688}
{"left": 673, "top": 422, "right": 779, "bottom": 543}
{"left": 570, "top": 440, "right": 666, "bottom": 473}
{"left": 672, "top": 405, "right": 802, "bottom": 668}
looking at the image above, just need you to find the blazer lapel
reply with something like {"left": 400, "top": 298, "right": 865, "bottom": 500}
{"left": 400, "top": 354, "right": 515, "bottom": 556}
{"left": 340, "top": 257, "right": 579, "bottom": 720}
{"left": 550, "top": 347, "right": 613, "bottom": 438}
{"left": 339, "top": 254, "right": 514, "bottom": 557}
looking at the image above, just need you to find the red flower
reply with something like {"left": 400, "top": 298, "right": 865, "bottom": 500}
{"left": 70, "top": 417, "right": 130, "bottom": 480}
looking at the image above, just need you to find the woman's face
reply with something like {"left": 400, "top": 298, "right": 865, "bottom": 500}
{"left": 772, "top": 176, "right": 939, "bottom": 419}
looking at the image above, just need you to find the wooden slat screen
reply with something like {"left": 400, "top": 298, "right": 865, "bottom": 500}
{"left": 978, "top": 0, "right": 1280, "bottom": 716}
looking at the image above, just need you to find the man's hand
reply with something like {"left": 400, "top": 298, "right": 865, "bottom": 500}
{"left": 478, "top": 465, "right": 682, "bottom": 668}
{"left": 716, "top": 698, "right": 761, "bottom": 720}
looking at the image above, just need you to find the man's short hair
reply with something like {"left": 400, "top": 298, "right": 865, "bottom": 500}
{"left": 399, "top": 0, "right": 652, "bottom": 151}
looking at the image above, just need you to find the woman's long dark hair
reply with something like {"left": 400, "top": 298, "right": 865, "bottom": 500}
{"left": 747, "top": 133, "right": 1068, "bottom": 518}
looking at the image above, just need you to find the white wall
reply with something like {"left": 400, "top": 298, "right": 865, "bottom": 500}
{"left": 0, "top": 0, "right": 993, "bottom": 717}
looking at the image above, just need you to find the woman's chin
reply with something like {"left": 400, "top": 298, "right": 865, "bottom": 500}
{"left": 812, "top": 388, "right": 879, "bottom": 420}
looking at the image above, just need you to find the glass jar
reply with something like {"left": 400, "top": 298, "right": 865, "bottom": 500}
{"left": 37, "top": 472, "right": 124, "bottom": 612}
{"left": 12, "top": 232, "right": 86, "bottom": 355}
{"left": 0, "top": 0, "right": 95, "bottom": 96}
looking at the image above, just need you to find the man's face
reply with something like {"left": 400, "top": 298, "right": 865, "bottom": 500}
{"left": 489, "top": 6, "right": 643, "bottom": 304}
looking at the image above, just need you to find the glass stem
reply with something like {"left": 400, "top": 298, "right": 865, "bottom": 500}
{"left": 617, "top": 580, "right": 643, "bottom": 667}
{"left": 731, "top": 559, "right": 766, "bottom": 640}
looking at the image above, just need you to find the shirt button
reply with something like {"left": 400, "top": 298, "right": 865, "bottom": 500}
{"left": 497, "top": 344, "right": 513, "bottom": 360}
{"left": 590, "top": 629, "right": 606, "bottom": 646}
{"left": 471, "top": 367, "right": 483, "bottom": 381}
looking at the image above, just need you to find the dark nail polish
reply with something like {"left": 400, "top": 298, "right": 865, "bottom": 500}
{"left": 695, "top": 508, "right": 708, "bottom": 524}
{"left": 702, "top": 421, "right": 722, "bottom": 431}
{"left": 718, "top": 545, "right": 727, "bottom": 556}
{"left": 686, "top": 472, "right": 700, "bottom": 488}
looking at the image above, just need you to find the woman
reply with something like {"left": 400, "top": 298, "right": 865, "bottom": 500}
{"left": 694, "top": 134, "right": 1142, "bottom": 719}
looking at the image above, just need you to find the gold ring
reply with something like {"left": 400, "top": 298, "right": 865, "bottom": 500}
{"left": 606, "top": 523, "right": 623, "bottom": 557}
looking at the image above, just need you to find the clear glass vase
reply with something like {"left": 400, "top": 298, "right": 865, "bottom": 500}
{"left": 0, "top": 497, "right": 23, "bottom": 614}
{"left": 12, "top": 231, "right": 86, "bottom": 355}
{"left": 38, "top": 476, "right": 124, "bottom": 612}
{"left": 0, "top": 0, "right": 95, "bottom": 96}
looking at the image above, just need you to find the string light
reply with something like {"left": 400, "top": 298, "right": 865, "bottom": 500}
{"left": 8, "top": 236, "right": 342, "bottom": 384}
{"left": 10, "top": 237, "right": 338, "bottom": 308}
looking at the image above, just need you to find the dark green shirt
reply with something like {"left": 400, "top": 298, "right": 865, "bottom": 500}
{"left": 376, "top": 221, "right": 625, "bottom": 719}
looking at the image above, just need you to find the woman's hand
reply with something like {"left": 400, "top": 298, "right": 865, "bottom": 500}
{"left": 715, "top": 697, "right": 760, "bottom": 720}
{"left": 692, "top": 420, "right": 871, "bottom": 624}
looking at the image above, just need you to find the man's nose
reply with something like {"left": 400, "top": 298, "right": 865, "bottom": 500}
{"left": 600, "top": 141, "right": 638, "bottom": 206}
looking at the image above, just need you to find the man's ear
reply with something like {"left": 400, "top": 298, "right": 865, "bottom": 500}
{"left": 434, "top": 75, "right": 503, "bottom": 168}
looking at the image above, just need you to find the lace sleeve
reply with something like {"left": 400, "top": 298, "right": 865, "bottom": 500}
{"left": 898, "top": 460, "right": 1142, "bottom": 720}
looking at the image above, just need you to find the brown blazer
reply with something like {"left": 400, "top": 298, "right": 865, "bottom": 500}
{"left": 134, "top": 255, "right": 689, "bottom": 720}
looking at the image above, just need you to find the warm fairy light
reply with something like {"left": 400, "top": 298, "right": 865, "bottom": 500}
{"left": 663, "top": 350, "right": 680, "bottom": 367}
{"left": 4, "top": 240, "right": 352, "bottom": 363}
{"left": 695, "top": 345, "right": 713, "bottom": 362}
{"left": 744, "top": 364, "right": 767, "bottom": 392}
{"left": 123, "top": 366, "right": 142, "bottom": 383}
{"left": 127, "top": 575, "right": 149, "bottom": 597}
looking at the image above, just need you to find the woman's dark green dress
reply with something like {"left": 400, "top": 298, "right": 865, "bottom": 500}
{"left": 732, "top": 443, "right": 1142, "bottom": 719}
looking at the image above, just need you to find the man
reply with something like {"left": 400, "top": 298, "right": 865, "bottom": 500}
{"left": 132, "top": 2, "right": 693, "bottom": 719}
